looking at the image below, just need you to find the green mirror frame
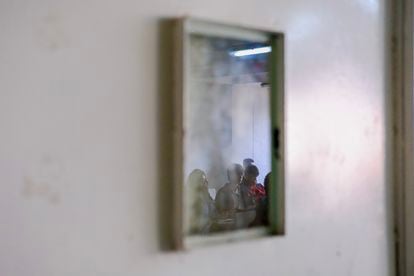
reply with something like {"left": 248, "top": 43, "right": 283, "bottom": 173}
{"left": 172, "top": 17, "right": 285, "bottom": 250}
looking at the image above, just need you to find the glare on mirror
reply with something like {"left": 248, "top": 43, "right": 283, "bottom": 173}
{"left": 184, "top": 33, "right": 272, "bottom": 236}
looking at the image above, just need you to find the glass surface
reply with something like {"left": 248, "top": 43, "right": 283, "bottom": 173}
{"left": 183, "top": 33, "right": 272, "bottom": 236}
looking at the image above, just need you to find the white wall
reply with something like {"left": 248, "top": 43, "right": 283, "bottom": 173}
{"left": 0, "top": 0, "right": 393, "bottom": 276}
{"left": 231, "top": 83, "right": 271, "bottom": 185}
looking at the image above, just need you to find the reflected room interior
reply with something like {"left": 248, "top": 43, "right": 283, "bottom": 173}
{"left": 184, "top": 34, "right": 272, "bottom": 236}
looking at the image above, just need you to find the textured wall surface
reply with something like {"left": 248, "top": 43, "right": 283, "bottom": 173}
{"left": 0, "top": 0, "right": 393, "bottom": 275}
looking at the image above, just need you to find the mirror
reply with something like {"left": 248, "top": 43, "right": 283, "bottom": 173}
{"left": 173, "top": 18, "right": 284, "bottom": 248}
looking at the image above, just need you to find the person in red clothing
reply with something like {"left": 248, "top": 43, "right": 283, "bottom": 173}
{"left": 239, "top": 164, "right": 265, "bottom": 209}
{"left": 249, "top": 179, "right": 266, "bottom": 202}
{"left": 249, "top": 172, "right": 270, "bottom": 227}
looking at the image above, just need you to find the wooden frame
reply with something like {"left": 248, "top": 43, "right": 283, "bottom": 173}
{"left": 391, "top": 0, "right": 414, "bottom": 275}
{"left": 172, "top": 18, "right": 285, "bottom": 250}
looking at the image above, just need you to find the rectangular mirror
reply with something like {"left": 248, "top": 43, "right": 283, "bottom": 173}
{"left": 173, "top": 18, "right": 284, "bottom": 249}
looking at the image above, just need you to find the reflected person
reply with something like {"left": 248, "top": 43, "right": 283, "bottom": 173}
{"left": 212, "top": 164, "right": 243, "bottom": 232}
{"left": 250, "top": 172, "right": 270, "bottom": 227}
{"left": 185, "top": 169, "right": 215, "bottom": 234}
{"left": 239, "top": 165, "right": 265, "bottom": 210}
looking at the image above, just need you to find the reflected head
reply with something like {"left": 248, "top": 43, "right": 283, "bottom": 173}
{"left": 243, "top": 158, "right": 254, "bottom": 168}
{"left": 244, "top": 164, "right": 259, "bottom": 184}
{"left": 227, "top": 163, "right": 243, "bottom": 183}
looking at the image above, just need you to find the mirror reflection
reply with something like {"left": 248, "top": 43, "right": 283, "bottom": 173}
{"left": 184, "top": 34, "right": 272, "bottom": 236}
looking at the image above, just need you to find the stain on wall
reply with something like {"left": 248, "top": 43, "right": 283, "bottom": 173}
{"left": 21, "top": 155, "right": 64, "bottom": 205}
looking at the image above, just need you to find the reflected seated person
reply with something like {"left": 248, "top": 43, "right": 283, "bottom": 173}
{"left": 240, "top": 164, "right": 265, "bottom": 208}
{"left": 249, "top": 172, "right": 270, "bottom": 227}
{"left": 211, "top": 164, "right": 243, "bottom": 232}
{"left": 185, "top": 169, "right": 215, "bottom": 235}
{"left": 237, "top": 164, "right": 266, "bottom": 228}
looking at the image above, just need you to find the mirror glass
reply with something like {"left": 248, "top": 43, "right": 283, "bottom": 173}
{"left": 183, "top": 33, "right": 272, "bottom": 236}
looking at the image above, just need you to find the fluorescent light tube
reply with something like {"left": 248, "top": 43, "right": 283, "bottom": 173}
{"left": 231, "top": 46, "right": 271, "bottom": 57}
